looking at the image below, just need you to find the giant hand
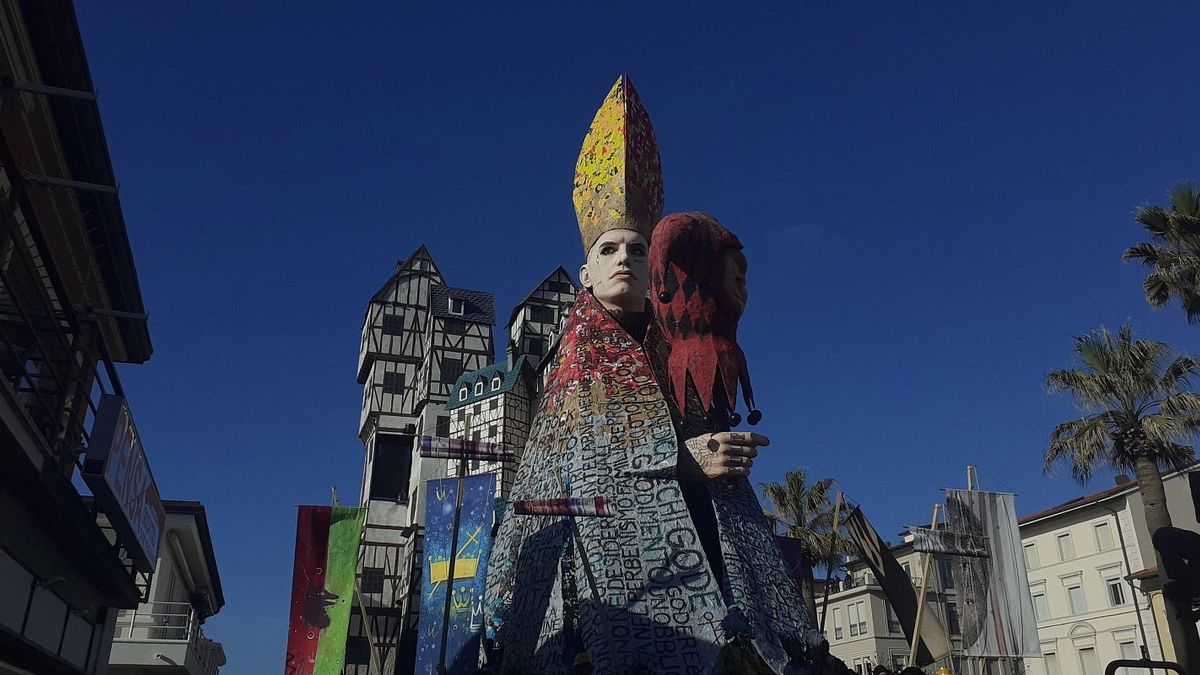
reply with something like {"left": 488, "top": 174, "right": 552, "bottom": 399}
{"left": 682, "top": 431, "right": 770, "bottom": 480}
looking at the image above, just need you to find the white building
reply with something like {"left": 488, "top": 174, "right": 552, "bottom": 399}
{"left": 107, "top": 501, "right": 226, "bottom": 675}
{"left": 818, "top": 464, "right": 1200, "bottom": 675}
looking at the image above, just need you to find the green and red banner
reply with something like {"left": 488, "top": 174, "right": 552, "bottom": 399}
{"left": 284, "top": 506, "right": 366, "bottom": 675}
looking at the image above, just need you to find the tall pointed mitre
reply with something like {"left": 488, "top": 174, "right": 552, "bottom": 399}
{"left": 572, "top": 74, "right": 664, "bottom": 256}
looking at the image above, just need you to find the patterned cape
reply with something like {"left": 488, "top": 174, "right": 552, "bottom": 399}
{"left": 485, "top": 292, "right": 814, "bottom": 674}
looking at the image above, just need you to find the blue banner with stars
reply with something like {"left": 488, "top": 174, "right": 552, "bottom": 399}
{"left": 415, "top": 473, "right": 496, "bottom": 674}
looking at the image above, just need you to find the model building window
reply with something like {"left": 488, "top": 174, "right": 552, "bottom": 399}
{"left": 459, "top": 386, "right": 468, "bottom": 401}
{"left": 361, "top": 566, "right": 385, "bottom": 594}
{"left": 383, "top": 371, "right": 405, "bottom": 395}
{"left": 382, "top": 314, "right": 405, "bottom": 335}
{"left": 524, "top": 336, "right": 545, "bottom": 355}
{"left": 492, "top": 375, "right": 502, "bottom": 390}
{"left": 345, "top": 636, "right": 372, "bottom": 665}
{"left": 832, "top": 607, "right": 843, "bottom": 640}
{"left": 475, "top": 381, "right": 484, "bottom": 395}
{"left": 490, "top": 398, "right": 498, "bottom": 410}
{"left": 488, "top": 425, "right": 497, "bottom": 438}
{"left": 449, "top": 297, "right": 465, "bottom": 315}
{"left": 442, "top": 358, "right": 463, "bottom": 385}
{"left": 435, "top": 415, "right": 450, "bottom": 437}
{"left": 443, "top": 318, "right": 466, "bottom": 335}
{"left": 529, "top": 304, "right": 555, "bottom": 323}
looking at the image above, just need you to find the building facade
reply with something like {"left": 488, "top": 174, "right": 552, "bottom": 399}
{"left": 0, "top": 2, "right": 166, "bottom": 674}
{"left": 1019, "top": 466, "right": 1200, "bottom": 675}
{"left": 818, "top": 465, "right": 1200, "bottom": 675}
{"left": 107, "top": 501, "right": 226, "bottom": 675}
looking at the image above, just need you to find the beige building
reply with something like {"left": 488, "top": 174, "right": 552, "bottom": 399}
{"left": 1019, "top": 465, "right": 1199, "bottom": 675}
{"left": 108, "top": 501, "right": 226, "bottom": 675}
{"left": 818, "top": 465, "right": 1199, "bottom": 675}
{"left": 817, "top": 539, "right": 971, "bottom": 673}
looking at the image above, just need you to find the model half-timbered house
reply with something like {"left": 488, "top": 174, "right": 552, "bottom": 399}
{"left": 347, "top": 246, "right": 495, "bottom": 675}
{"left": 504, "top": 266, "right": 577, "bottom": 371}
{"left": 445, "top": 356, "right": 537, "bottom": 497}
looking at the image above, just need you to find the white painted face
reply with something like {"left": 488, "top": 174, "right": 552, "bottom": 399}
{"left": 579, "top": 229, "right": 649, "bottom": 312}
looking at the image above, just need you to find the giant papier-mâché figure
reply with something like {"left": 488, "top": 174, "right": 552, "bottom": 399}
{"left": 484, "top": 75, "right": 816, "bottom": 675}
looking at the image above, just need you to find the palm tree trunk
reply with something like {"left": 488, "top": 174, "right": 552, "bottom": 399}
{"left": 801, "top": 563, "right": 818, "bottom": 623}
{"left": 1134, "top": 455, "right": 1199, "bottom": 671}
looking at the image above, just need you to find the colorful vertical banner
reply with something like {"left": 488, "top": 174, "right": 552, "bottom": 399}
{"left": 415, "top": 473, "right": 497, "bottom": 675}
{"left": 284, "top": 506, "right": 367, "bottom": 675}
{"left": 945, "top": 490, "right": 1041, "bottom": 658}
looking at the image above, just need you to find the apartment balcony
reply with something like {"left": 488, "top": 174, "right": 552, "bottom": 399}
{"left": 109, "top": 602, "right": 226, "bottom": 675}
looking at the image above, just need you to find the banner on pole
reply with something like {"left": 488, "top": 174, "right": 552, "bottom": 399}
{"left": 911, "top": 526, "right": 989, "bottom": 558}
{"left": 284, "top": 506, "right": 367, "bottom": 675}
{"left": 945, "top": 490, "right": 1041, "bottom": 658}
{"left": 512, "top": 496, "right": 611, "bottom": 517}
{"left": 843, "top": 507, "right": 952, "bottom": 665}
{"left": 419, "top": 436, "right": 516, "bottom": 462}
{"left": 415, "top": 473, "right": 497, "bottom": 675}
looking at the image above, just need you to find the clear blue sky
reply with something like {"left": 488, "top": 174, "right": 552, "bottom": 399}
{"left": 73, "top": 3, "right": 1200, "bottom": 673}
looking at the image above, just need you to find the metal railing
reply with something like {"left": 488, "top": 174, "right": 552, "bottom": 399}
{"left": 0, "top": 153, "right": 156, "bottom": 600}
{"left": 114, "top": 601, "right": 224, "bottom": 675}
{"left": 0, "top": 152, "right": 127, "bottom": 472}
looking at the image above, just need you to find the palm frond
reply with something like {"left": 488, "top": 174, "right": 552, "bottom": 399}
{"left": 1045, "top": 415, "right": 1111, "bottom": 484}
{"left": 1168, "top": 183, "right": 1200, "bottom": 218}
{"left": 1135, "top": 204, "right": 1172, "bottom": 237}
{"left": 1124, "top": 242, "right": 1162, "bottom": 266}
{"left": 1144, "top": 273, "right": 1172, "bottom": 308}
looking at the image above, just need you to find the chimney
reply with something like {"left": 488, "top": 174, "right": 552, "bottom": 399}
{"left": 1115, "top": 474, "right": 1132, "bottom": 486}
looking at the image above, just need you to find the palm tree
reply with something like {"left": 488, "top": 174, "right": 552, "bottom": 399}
{"left": 761, "top": 467, "right": 853, "bottom": 622}
{"left": 1124, "top": 183, "right": 1200, "bottom": 322}
{"left": 1045, "top": 324, "right": 1200, "bottom": 671}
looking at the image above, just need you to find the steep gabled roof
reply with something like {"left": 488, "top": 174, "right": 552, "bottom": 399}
{"left": 431, "top": 285, "right": 494, "bottom": 324}
{"left": 506, "top": 266, "right": 578, "bottom": 328}
{"left": 368, "top": 244, "right": 443, "bottom": 304}
{"left": 447, "top": 355, "right": 534, "bottom": 410}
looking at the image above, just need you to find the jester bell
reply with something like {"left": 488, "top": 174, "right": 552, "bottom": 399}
{"left": 572, "top": 74, "right": 664, "bottom": 256}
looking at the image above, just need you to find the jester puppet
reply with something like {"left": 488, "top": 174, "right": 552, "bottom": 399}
{"left": 484, "top": 76, "right": 816, "bottom": 674}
